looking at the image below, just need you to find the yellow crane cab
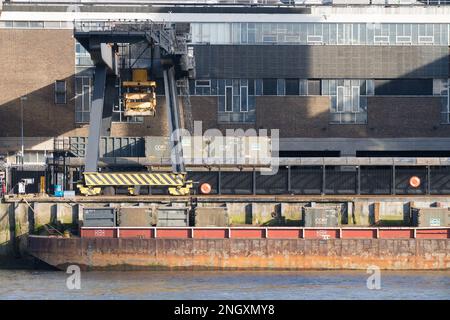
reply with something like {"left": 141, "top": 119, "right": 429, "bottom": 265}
{"left": 122, "top": 68, "right": 157, "bottom": 117}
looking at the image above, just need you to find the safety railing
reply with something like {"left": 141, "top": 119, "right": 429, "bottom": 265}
{"left": 80, "top": 226, "right": 450, "bottom": 239}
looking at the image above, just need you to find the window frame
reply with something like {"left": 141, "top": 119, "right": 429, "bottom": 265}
{"left": 54, "top": 80, "right": 67, "bottom": 104}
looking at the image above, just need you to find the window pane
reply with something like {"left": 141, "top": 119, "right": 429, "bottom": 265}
{"left": 225, "top": 87, "right": 233, "bottom": 112}
{"left": 299, "top": 79, "right": 308, "bottom": 96}
{"left": 277, "top": 79, "right": 285, "bottom": 96}
{"left": 241, "top": 87, "right": 248, "bottom": 112}
{"left": 248, "top": 79, "right": 255, "bottom": 95}
{"left": 263, "top": 79, "right": 277, "bottom": 95}
{"left": 337, "top": 86, "right": 344, "bottom": 112}
{"left": 255, "top": 79, "right": 263, "bottom": 96}
{"left": 286, "top": 79, "right": 299, "bottom": 95}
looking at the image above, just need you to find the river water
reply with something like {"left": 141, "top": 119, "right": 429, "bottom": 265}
{"left": 0, "top": 269, "right": 448, "bottom": 300}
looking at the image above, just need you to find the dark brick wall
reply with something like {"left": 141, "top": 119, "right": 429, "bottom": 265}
{"left": 190, "top": 96, "right": 450, "bottom": 138}
{"left": 194, "top": 45, "right": 449, "bottom": 79}
{"left": 0, "top": 29, "right": 76, "bottom": 137}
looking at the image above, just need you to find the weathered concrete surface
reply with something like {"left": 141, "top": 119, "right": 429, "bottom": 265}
{"left": 0, "top": 201, "right": 80, "bottom": 258}
{"left": 28, "top": 236, "right": 450, "bottom": 271}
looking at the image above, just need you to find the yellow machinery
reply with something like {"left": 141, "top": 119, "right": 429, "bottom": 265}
{"left": 77, "top": 172, "right": 192, "bottom": 196}
{"left": 122, "top": 69, "right": 157, "bottom": 117}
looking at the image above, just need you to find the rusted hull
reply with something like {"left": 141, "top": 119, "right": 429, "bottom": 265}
{"left": 27, "top": 236, "right": 450, "bottom": 271}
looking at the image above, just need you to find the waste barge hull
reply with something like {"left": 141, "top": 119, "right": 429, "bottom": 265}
{"left": 27, "top": 227, "right": 450, "bottom": 271}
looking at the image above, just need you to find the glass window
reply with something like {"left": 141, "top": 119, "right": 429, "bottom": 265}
{"left": 352, "top": 86, "right": 360, "bottom": 112}
{"left": 367, "top": 80, "right": 375, "bottom": 96}
{"left": 248, "top": 79, "right": 255, "bottom": 96}
{"left": 29, "top": 21, "right": 44, "bottom": 28}
{"left": 277, "top": 79, "right": 286, "bottom": 96}
{"left": 337, "top": 86, "right": 344, "bottom": 112}
{"left": 299, "top": 79, "right": 308, "bottom": 96}
{"left": 321, "top": 80, "right": 329, "bottom": 96}
{"left": 225, "top": 86, "right": 233, "bottom": 112}
{"left": 248, "top": 23, "right": 256, "bottom": 44}
{"left": 255, "top": 79, "right": 263, "bottom": 96}
{"left": 13, "top": 21, "right": 29, "bottom": 28}
{"left": 55, "top": 80, "right": 66, "bottom": 104}
{"left": 195, "top": 80, "right": 210, "bottom": 87}
{"left": 240, "top": 86, "right": 248, "bottom": 112}
{"left": 0, "top": 21, "right": 13, "bottom": 28}
{"left": 241, "top": 23, "right": 248, "bottom": 44}
{"left": 286, "top": 79, "right": 299, "bottom": 95}
{"left": 218, "top": 79, "right": 225, "bottom": 95}
{"left": 263, "top": 79, "right": 277, "bottom": 95}
{"left": 44, "top": 21, "right": 61, "bottom": 29}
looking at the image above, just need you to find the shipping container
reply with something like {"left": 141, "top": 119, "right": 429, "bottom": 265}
{"left": 412, "top": 208, "right": 449, "bottom": 227}
{"left": 195, "top": 207, "right": 229, "bottom": 227}
{"left": 157, "top": 205, "right": 190, "bottom": 227}
{"left": 303, "top": 207, "right": 339, "bottom": 227}
{"left": 118, "top": 206, "right": 155, "bottom": 227}
{"left": 82, "top": 207, "right": 116, "bottom": 227}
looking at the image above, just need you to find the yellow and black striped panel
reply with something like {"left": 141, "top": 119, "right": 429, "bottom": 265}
{"left": 83, "top": 172, "right": 185, "bottom": 187}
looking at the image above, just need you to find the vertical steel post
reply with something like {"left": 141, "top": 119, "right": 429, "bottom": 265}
{"left": 392, "top": 165, "right": 396, "bottom": 195}
{"left": 163, "top": 66, "right": 185, "bottom": 173}
{"left": 357, "top": 165, "right": 361, "bottom": 195}
{"left": 218, "top": 169, "right": 222, "bottom": 195}
{"left": 322, "top": 165, "right": 326, "bottom": 195}
{"left": 85, "top": 65, "right": 107, "bottom": 173}
{"left": 287, "top": 165, "right": 291, "bottom": 194}
{"left": 252, "top": 168, "right": 256, "bottom": 195}
{"left": 427, "top": 165, "right": 431, "bottom": 195}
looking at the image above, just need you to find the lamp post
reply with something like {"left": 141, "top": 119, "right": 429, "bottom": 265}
{"left": 20, "top": 96, "right": 27, "bottom": 169}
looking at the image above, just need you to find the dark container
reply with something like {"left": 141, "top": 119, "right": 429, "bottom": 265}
{"left": 83, "top": 207, "right": 116, "bottom": 227}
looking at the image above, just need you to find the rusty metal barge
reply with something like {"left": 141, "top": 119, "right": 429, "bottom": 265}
{"left": 27, "top": 226, "right": 450, "bottom": 271}
{"left": 21, "top": 194, "right": 450, "bottom": 271}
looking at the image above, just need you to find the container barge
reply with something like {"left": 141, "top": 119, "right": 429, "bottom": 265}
{"left": 20, "top": 195, "right": 450, "bottom": 271}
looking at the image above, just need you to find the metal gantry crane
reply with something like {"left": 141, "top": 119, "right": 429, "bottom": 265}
{"left": 73, "top": 20, "right": 195, "bottom": 196}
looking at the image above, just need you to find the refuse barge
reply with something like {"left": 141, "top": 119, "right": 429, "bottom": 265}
{"left": 27, "top": 227, "right": 450, "bottom": 271}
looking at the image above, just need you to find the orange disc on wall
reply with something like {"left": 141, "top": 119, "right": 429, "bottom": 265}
{"left": 409, "top": 176, "right": 421, "bottom": 188}
{"left": 200, "top": 183, "right": 212, "bottom": 194}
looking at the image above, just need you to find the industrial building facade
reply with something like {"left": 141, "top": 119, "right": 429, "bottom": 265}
{"left": 1, "top": 1, "right": 450, "bottom": 195}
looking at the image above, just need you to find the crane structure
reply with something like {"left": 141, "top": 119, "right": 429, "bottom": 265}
{"left": 73, "top": 20, "right": 195, "bottom": 196}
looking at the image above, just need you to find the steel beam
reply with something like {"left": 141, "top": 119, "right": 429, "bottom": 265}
{"left": 85, "top": 65, "right": 107, "bottom": 173}
{"left": 163, "top": 66, "right": 185, "bottom": 173}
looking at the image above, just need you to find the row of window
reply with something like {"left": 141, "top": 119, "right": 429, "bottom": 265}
{"left": 193, "top": 79, "right": 375, "bottom": 97}
{"left": 3, "top": 21, "right": 449, "bottom": 46}
{"left": 191, "top": 23, "right": 450, "bottom": 46}
{"left": 0, "top": 21, "right": 72, "bottom": 29}
{"left": 192, "top": 78, "right": 450, "bottom": 124}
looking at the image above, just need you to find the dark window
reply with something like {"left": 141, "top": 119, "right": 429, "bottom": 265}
{"left": 374, "top": 79, "right": 433, "bottom": 95}
{"left": 225, "top": 86, "right": 233, "bottom": 112}
{"left": 248, "top": 78, "right": 255, "bottom": 95}
{"left": 286, "top": 79, "right": 300, "bottom": 95}
{"left": 55, "top": 80, "right": 66, "bottom": 104}
{"left": 262, "top": 79, "right": 277, "bottom": 95}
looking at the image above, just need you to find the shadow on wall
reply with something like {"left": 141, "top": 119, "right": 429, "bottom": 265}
{"left": 0, "top": 76, "right": 78, "bottom": 138}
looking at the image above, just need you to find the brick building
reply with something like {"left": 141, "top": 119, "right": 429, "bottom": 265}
{"left": 1, "top": 0, "right": 450, "bottom": 193}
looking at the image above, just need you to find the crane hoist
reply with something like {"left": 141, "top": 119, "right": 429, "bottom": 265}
{"left": 73, "top": 20, "right": 195, "bottom": 196}
{"left": 122, "top": 68, "right": 157, "bottom": 117}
